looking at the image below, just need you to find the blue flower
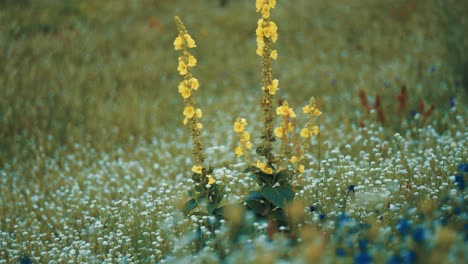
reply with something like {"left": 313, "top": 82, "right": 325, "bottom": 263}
{"left": 396, "top": 219, "right": 411, "bottom": 236}
{"left": 454, "top": 175, "right": 465, "bottom": 191}
{"left": 336, "top": 247, "right": 346, "bottom": 257}
{"left": 401, "top": 249, "right": 416, "bottom": 264}
{"left": 319, "top": 214, "right": 325, "bottom": 220}
{"left": 358, "top": 239, "right": 368, "bottom": 251}
{"left": 449, "top": 96, "right": 456, "bottom": 108}
{"left": 354, "top": 252, "right": 372, "bottom": 264}
{"left": 458, "top": 163, "right": 468, "bottom": 173}
{"left": 412, "top": 226, "right": 425, "bottom": 243}
{"left": 347, "top": 184, "right": 355, "bottom": 192}
{"left": 309, "top": 205, "right": 316, "bottom": 212}
{"left": 454, "top": 207, "right": 461, "bottom": 215}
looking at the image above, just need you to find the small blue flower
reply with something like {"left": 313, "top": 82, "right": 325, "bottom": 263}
{"left": 449, "top": 96, "right": 456, "bottom": 108}
{"left": 412, "top": 226, "right": 425, "bottom": 243}
{"left": 347, "top": 184, "right": 355, "bottom": 192}
{"left": 454, "top": 207, "right": 461, "bottom": 215}
{"left": 396, "top": 219, "right": 411, "bottom": 236}
{"left": 309, "top": 205, "right": 316, "bottom": 212}
{"left": 354, "top": 252, "right": 372, "bottom": 264}
{"left": 336, "top": 247, "right": 346, "bottom": 257}
{"left": 319, "top": 214, "right": 325, "bottom": 220}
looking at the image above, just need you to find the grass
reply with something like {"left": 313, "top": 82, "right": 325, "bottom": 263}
{"left": 0, "top": 0, "right": 467, "bottom": 263}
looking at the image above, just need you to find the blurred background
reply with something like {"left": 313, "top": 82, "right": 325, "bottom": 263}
{"left": 0, "top": 0, "right": 466, "bottom": 164}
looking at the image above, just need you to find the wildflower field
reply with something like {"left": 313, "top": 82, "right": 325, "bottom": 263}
{"left": 1, "top": 0, "right": 467, "bottom": 263}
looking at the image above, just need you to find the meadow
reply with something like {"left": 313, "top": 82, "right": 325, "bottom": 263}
{"left": 0, "top": 0, "right": 467, "bottom": 263}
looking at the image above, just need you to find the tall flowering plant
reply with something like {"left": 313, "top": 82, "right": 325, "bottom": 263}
{"left": 174, "top": 16, "right": 224, "bottom": 217}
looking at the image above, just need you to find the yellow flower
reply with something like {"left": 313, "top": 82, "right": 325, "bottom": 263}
{"left": 196, "top": 122, "right": 203, "bottom": 130}
{"left": 303, "top": 105, "right": 312, "bottom": 114}
{"left": 256, "top": 161, "right": 273, "bottom": 174}
{"left": 177, "top": 60, "right": 187, "bottom": 75}
{"left": 310, "top": 125, "right": 319, "bottom": 135}
{"left": 183, "top": 117, "right": 189, "bottom": 125}
{"left": 269, "top": 22, "right": 278, "bottom": 42}
{"left": 276, "top": 102, "right": 296, "bottom": 117}
{"left": 268, "top": 0, "right": 276, "bottom": 8}
{"left": 270, "top": 50, "right": 278, "bottom": 60}
{"left": 183, "top": 106, "right": 195, "bottom": 118}
{"left": 178, "top": 85, "right": 191, "bottom": 99}
{"left": 300, "top": 128, "right": 310, "bottom": 138}
{"left": 313, "top": 109, "right": 322, "bottom": 116}
{"left": 187, "top": 54, "right": 197, "bottom": 67}
{"left": 190, "top": 78, "right": 199, "bottom": 90}
{"left": 245, "top": 141, "right": 252, "bottom": 149}
{"left": 274, "top": 127, "right": 283, "bottom": 138}
{"left": 241, "top": 131, "right": 250, "bottom": 142}
{"left": 184, "top": 34, "right": 196, "bottom": 48}
{"left": 207, "top": 175, "right": 216, "bottom": 185}
{"left": 235, "top": 146, "right": 243, "bottom": 157}
{"left": 256, "top": 0, "right": 263, "bottom": 11}
{"left": 267, "top": 79, "right": 279, "bottom": 95}
{"left": 261, "top": 4, "right": 270, "bottom": 18}
{"left": 174, "top": 36, "right": 183, "bottom": 50}
{"left": 195, "top": 108, "right": 202, "bottom": 118}
{"left": 234, "top": 118, "right": 247, "bottom": 132}
{"left": 290, "top": 156, "right": 299, "bottom": 164}
{"left": 297, "top": 165, "right": 305, "bottom": 174}
{"left": 192, "top": 165, "right": 203, "bottom": 174}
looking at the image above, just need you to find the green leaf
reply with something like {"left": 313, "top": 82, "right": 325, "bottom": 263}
{"left": 275, "top": 169, "right": 291, "bottom": 183}
{"left": 243, "top": 166, "right": 258, "bottom": 173}
{"left": 245, "top": 198, "right": 271, "bottom": 216}
{"left": 259, "top": 185, "right": 295, "bottom": 208}
{"left": 182, "top": 199, "right": 198, "bottom": 215}
{"left": 207, "top": 201, "right": 219, "bottom": 215}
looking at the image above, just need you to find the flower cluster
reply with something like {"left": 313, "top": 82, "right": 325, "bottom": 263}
{"left": 255, "top": 0, "right": 278, "bottom": 57}
{"left": 274, "top": 101, "right": 296, "bottom": 138}
{"left": 174, "top": 16, "right": 206, "bottom": 170}
{"left": 233, "top": 118, "right": 252, "bottom": 158}
{"left": 300, "top": 97, "right": 321, "bottom": 138}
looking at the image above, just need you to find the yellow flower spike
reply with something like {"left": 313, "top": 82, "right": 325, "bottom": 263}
{"left": 192, "top": 165, "right": 203, "bottom": 174}
{"left": 235, "top": 146, "right": 243, "bottom": 157}
{"left": 183, "top": 106, "right": 195, "bottom": 118}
